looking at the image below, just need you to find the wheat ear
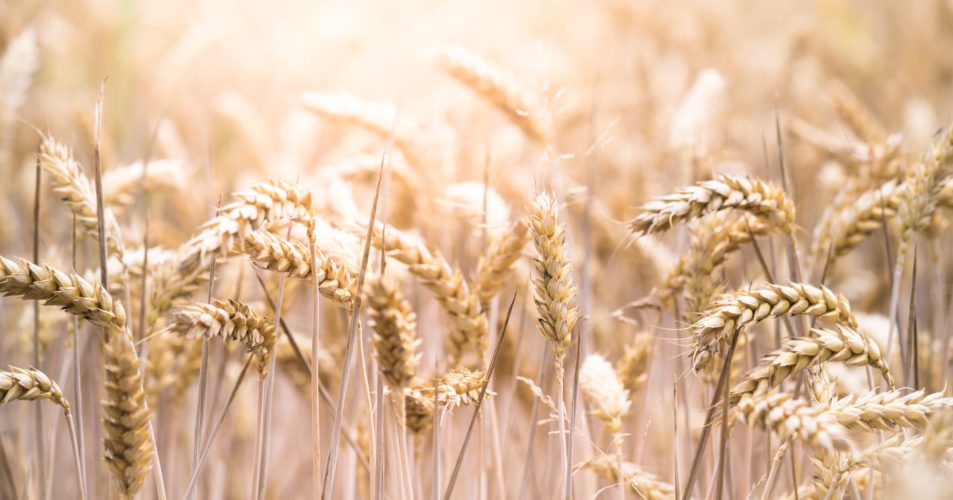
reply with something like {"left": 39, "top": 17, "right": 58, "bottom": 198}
{"left": 370, "top": 222, "right": 487, "bottom": 368}
{"left": 367, "top": 277, "right": 420, "bottom": 391}
{"left": 168, "top": 298, "right": 277, "bottom": 377}
{"left": 440, "top": 44, "right": 550, "bottom": 142}
{"left": 733, "top": 391, "right": 852, "bottom": 452}
{"left": 39, "top": 137, "right": 126, "bottom": 262}
{"left": 629, "top": 174, "right": 796, "bottom": 236}
{"left": 575, "top": 454, "right": 676, "bottom": 500}
{"left": 729, "top": 325, "right": 893, "bottom": 406}
{"left": 240, "top": 229, "right": 355, "bottom": 310}
{"left": 474, "top": 219, "right": 529, "bottom": 307}
{"left": 691, "top": 282, "right": 857, "bottom": 371}
{"left": 827, "top": 389, "right": 953, "bottom": 432}
{"left": 0, "top": 366, "right": 69, "bottom": 410}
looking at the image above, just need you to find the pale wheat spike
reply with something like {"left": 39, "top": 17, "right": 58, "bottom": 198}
{"left": 529, "top": 193, "right": 578, "bottom": 376}
{"left": 690, "top": 282, "right": 857, "bottom": 372}
{"left": 0, "top": 366, "right": 69, "bottom": 411}
{"left": 168, "top": 298, "right": 276, "bottom": 377}
{"left": 579, "top": 354, "right": 631, "bottom": 434}
{"left": 660, "top": 213, "right": 776, "bottom": 312}
{"left": 433, "top": 368, "right": 491, "bottom": 408}
{"left": 102, "top": 328, "right": 154, "bottom": 498}
{"left": 828, "top": 389, "right": 953, "bottom": 432}
{"left": 300, "top": 91, "right": 426, "bottom": 167}
{"left": 39, "top": 136, "right": 126, "bottom": 261}
{"left": 729, "top": 325, "right": 893, "bottom": 406}
{"left": 367, "top": 277, "right": 420, "bottom": 391}
{"left": 241, "top": 229, "right": 355, "bottom": 310}
{"left": 897, "top": 123, "right": 953, "bottom": 238}
{"left": 828, "top": 80, "right": 888, "bottom": 145}
{"left": 370, "top": 222, "right": 486, "bottom": 368}
{"left": 733, "top": 391, "right": 852, "bottom": 452}
{"left": 811, "top": 178, "right": 902, "bottom": 261}
{"left": 102, "top": 159, "right": 185, "bottom": 210}
{"left": 0, "top": 28, "right": 38, "bottom": 166}
{"left": 628, "top": 174, "right": 796, "bottom": 236}
{"left": 440, "top": 44, "right": 550, "bottom": 142}
{"left": 617, "top": 334, "right": 652, "bottom": 394}
{"left": 575, "top": 455, "right": 676, "bottom": 500}
{"left": 0, "top": 256, "right": 127, "bottom": 328}
{"left": 474, "top": 219, "right": 529, "bottom": 307}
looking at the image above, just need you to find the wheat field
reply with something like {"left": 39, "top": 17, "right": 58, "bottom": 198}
{"left": 1, "top": 0, "right": 953, "bottom": 499}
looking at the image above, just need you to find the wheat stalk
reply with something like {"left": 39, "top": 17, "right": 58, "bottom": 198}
{"left": 629, "top": 174, "right": 796, "bottom": 236}
{"left": 691, "top": 282, "right": 857, "bottom": 371}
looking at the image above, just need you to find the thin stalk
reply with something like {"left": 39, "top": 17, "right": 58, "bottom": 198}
{"left": 254, "top": 270, "right": 286, "bottom": 500}
{"left": 311, "top": 233, "right": 324, "bottom": 499}
{"left": 518, "top": 349, "right": 550, "bottom": 500}
{"left": 183, "top": 356, "right": 253, "bottom": 499}
{"left": 33, "top": 143, "right": 45, "bottom": 500}
{"left": 188, "top": 254, "right": 216, "bottom": 500}
{"left": 65, "top": 413, "right": 87, "bottom": 500}
{"left": 443, "top": 291, "right": 517, "bottom": 500}
{"left": 758, "top": 442, "right": 789, "bottom": 500}
{"left": 681, "top": 328, "right": 741, "bottom": 499}
{"left": 432, "top": 359, "right": 442, "bottom": 500}
{"left": 907, "top": 250, "right": 919, "bottom": 388}
{"left": 70, "top": 215, "right": 87, "bottom": 495}
{"left": 321, "top": 152, "right": 385, "bottom": 499}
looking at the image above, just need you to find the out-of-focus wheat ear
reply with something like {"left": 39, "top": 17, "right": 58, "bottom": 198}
{"left": 617, "top": 334, "right": 653, "bottom": 394}
{"left": 827, "top": 80, "right": 888, "bottom": 145}
{"left": 579, "top": 354, "right": 631, "bottom": 435}
{"left": 0, "top": 28, "right": 38, "bottom": 168}
{"left": 439, "top": 44, "right": 551, "bottom": 142}
{"left": 474, "top": 219, "right": 529, "bottom": 307}
{"left": 731, "top": 391, "right": 852, "bottom": 453}
{"left": 38, "top": 136, "right": 126, "bottom": 263}
{"left": 628, "top": 174, "right": 796, "bottom": 237}
{"left": 575, "top": 454, "right": 676, "bottom": 500}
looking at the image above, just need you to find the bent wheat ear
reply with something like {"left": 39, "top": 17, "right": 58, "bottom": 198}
{"left": 369, "top": 222, "right": 486, "bottom": 368}
{"left": 691, "top": 282, "right": 857, "bottom": 372}
{"left": 168, "top": 298, "right": 276, "bottom": 376}
{"left": 576, "top": 455, "right": 676, "bottom": 500}
{"left": 474, "top": 219, "right": 529, "bottom": 307}
{"left": 240, "top": 229, "right": 355, "bottom": 311}
{"left": 0, "top": 366, "right": 69, "bottom": 411}
{"left": 433, "top": 368, "right": 491, "bottom": 408}
{"left": 440, "top": 45, "right": 550, "bottom": 142}
{"left": 629, "top": 174, "right": 796, "bottom": 237}
{"left": 732, "top": 391, "right": 851, "bottom": 452}
{"left": 39, "top": 136, "right": 126, "bottom": 262}
{"left": 828, "top": 389, "right": 953, "bottom": 432}
{"left": 729, "top": 325, "right": 892, "bottom": 406}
